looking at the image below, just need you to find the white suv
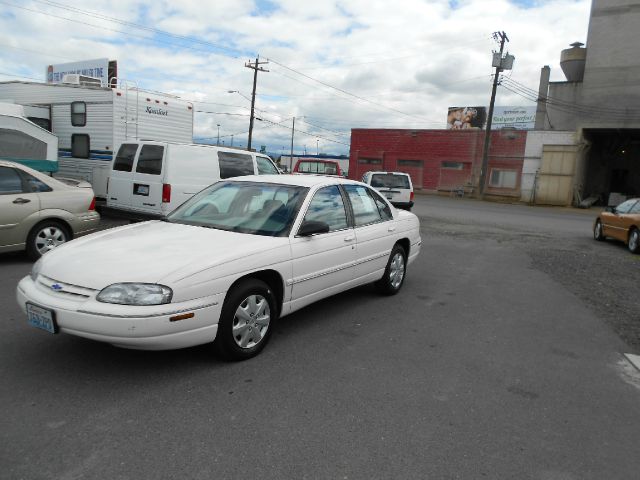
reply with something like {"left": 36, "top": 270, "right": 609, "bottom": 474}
{"left": 362, "top": 171, "right": 414, "bottom": 211}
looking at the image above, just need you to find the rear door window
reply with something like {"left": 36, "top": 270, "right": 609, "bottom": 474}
{"left": 344, "top": 184, "right": 383, "bottom": 226}
{"left": 0, "top": 166, "right": 24, "bottom": 194}
{"left": 113, "top": 144, "right": 138, "bottom": 172}
{"left": 218, "top": 152, "right": 254, "bottom": 178}
{"left": 135, "top": 145, "right": 164, "bottom": 175}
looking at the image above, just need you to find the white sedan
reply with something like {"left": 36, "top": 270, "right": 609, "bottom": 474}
{"left": 17, "top": 175, "right": 421, "bottom": 360}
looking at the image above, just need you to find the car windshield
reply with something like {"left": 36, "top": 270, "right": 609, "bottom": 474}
{"left": 371, "top": 174, "right": 410, "bottom": 189}
{"left": 166, "top": 181, "right": 308, "bottom": 237}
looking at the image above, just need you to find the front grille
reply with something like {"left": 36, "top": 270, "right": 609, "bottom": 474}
{"left": 37, "top": 275, "right": 96, "bottom": 299}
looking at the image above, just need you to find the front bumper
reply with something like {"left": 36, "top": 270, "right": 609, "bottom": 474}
{"left": 17, "top": 275, "right": 224, "bottom": 350}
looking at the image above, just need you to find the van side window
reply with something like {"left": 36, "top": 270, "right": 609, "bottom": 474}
{"left": 218, "top": 152, "right": 254, "bottom": 178}
{"left": 71, "top": 134, "right": 90, "bottom": 159}
{"left": 136, "top": 145, "right": 164, "bottom": 175}
{"left": 113, "top": 144, "right": 138, "bottom": 172}
{"left": 256, "top": 156, "right": 279, "bottom": 175}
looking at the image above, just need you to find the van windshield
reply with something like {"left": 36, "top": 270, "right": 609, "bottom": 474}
{"left": 371, "top": 174, "right": 410, "bottom": 189}
{"left": 166, "top": 181, "right": 308, "bottom": 237}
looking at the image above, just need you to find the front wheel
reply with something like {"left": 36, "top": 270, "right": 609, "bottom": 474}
{"left": 628, "top": 229, "right": 640, "bottom": 254}
{"left": 375, "top": 244, "right": 407, "bottom": 295}
{"left": 26, "top": 220, "right": 70, "bottom": 260}
{"left": 593, "top": 219, "right": 605, "bottom": 241}
{"left": 214, "top": 279, "right": 277, "bottom": 360}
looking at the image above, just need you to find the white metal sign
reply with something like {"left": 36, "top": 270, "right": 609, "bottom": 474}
{"left": 46, "top": 59, "right": 110, "bottom": 85}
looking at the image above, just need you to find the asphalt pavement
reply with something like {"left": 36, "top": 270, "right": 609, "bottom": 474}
{"left": 1, "top": 195, "right": 639, "bottom": 479}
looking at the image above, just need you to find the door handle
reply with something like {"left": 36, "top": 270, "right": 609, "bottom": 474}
{"left": 13, "top": 198, "right": 31, "bottom": 204}
{"left": 388, "top": 226, "right": 396, "bottom": 232}
{"left": 344, "top": 236, "right": 354, "bottom": 242}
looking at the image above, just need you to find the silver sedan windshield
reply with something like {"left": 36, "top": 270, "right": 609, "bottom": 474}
{"left": 167, "top": 181, "right": 308, "bottom": 237}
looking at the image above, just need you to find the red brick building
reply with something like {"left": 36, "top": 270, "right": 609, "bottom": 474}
{"left": 349, "top": 129, "right": 527, "bottom": 197}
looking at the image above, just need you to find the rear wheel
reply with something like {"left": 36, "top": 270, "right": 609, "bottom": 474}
{"left": 628, "top": 228, "right": 640, "bottom": 254}
{"left": 375, "top": 244, "right": 407, "bottom": 295}
{"left": 26, "top": 220, "right": 70, "bottom": 260}
{"left": 214, "top": 279, "right": 277, "bottom": 360}
{"left": 593, "top": 219, "right": 605, "bottom": 241}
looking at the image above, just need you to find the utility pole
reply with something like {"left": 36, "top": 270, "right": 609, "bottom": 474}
{"left": 245, "top": 56, "right": 269, "bottom": 151}
{"left": 290, "top": 117, "right": 295, "bottom": 172}
{"left": 479, "top": 31, "right": 511, "bottom": 197}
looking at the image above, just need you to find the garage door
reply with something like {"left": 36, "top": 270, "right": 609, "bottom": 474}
{"left": 535, "top": 145, "right": 579, "bottom": 206}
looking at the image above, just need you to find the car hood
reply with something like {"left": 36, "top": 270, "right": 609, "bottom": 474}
{"left": 39, "top": 221, "right": 288, "bottom": 290}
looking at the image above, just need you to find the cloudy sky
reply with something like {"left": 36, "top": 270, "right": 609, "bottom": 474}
{"left": 0, "top": 0, "right": 591, "bottom": 155}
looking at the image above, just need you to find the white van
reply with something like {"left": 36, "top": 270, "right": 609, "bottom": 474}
{"left": 106, "top": 141, "right": 280, "bottom": 218}
{"left": 361, "top": 171, "right": 414, "bottom": 211}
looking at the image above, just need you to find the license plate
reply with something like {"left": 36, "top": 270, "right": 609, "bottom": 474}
{"left": 26, "top": 303, "right": 58, "bottom": 334}
{"left": 134, "top": 184, "right": 149, "bottom": 196}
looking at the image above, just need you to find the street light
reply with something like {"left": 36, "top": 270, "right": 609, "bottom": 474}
{"left": 316, "top": 139, "right": 319, "bottom": 155}
{"left": 216, "top": 124, "right": 220, "bottom": 146}
{"left": 231, "top": 134, "right": 234, "bottom": 147}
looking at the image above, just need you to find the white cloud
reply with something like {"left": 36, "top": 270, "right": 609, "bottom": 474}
{"left": 0, "top": 0, "right": 591, "bottom": 154}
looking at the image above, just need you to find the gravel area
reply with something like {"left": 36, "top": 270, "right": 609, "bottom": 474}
{"left": 419, "top": 215, "right": 640, "bottom": 352}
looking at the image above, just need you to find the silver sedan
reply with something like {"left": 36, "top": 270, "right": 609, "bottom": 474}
{"left": 0, "top": 160, "right": 100, "bottom": 259}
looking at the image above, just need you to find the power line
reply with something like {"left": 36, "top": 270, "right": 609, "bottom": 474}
{"left": 267, "top": 57, "right": 441, "bottom": 123}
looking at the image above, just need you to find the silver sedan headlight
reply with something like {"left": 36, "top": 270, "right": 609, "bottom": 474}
{"left": 97, "top": 283, "right": 173, "bottom": 305}
{"left": 31, "top": 258, "right": 43, "bottom": 282}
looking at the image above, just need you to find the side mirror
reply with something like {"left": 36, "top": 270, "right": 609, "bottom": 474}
{"left": 298, "top": 220, "right": 330, "bottom": 237}
{"left": 606, "top": 206, "right": 615, "bottom": 213}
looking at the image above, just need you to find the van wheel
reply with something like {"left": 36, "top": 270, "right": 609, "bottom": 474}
{"left": 214, "top": 279, "right": 277, "bottom": 360}
{"left": 26, "top": 220, "right": 70, "bottom": 260}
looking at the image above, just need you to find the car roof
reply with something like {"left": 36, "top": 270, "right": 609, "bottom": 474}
{"left": 368, "top": 171, "right": 410, "bottom": 176}
{"left": 227, "top": 174, "right": 361, "bottom": 188}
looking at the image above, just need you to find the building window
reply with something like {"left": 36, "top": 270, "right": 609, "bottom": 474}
{"left": 489, "top": 169, "right": 517, "bottom": 189}
{"left": 442, "top": 161, "right": 464, "bottom": 170}
{"left": 398, "top": 159, "right": 423, "bottom": 167}
{"left": 358, "top": 158, "right": 382, "bottom": 164}
{"left": 71, "top": 134, "right": 90, "bottom": 158}
{"left": 71, "top": 101, "right": 86, "bottom": 127}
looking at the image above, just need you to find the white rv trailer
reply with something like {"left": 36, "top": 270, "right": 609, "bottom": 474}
{"left": 0, "top": 80, "right": 194, "bottom": 201}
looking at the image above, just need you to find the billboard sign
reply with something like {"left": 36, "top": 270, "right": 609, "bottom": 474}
{"left": 491, "top": 106, "right": 536, "bottom": 130}
{"left": 46, "top": 58, "right": 110, "bottom": 85}
{"left": 446, "top": 106, "right": 487, "bottom": 130}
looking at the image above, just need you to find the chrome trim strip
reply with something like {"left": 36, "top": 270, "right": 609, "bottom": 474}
{"left": 77, "top": 302, "right": 219, "bottom": 318}
{"left": 291, "top": 251, "right": 389, "bottom": 285}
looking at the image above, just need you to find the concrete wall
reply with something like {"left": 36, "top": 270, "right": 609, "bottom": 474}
{"left": 521, "top": 131, "right": 576, "bottom": 202}
{"left": 581, "top": 0, "right": 640, "bottom": 129}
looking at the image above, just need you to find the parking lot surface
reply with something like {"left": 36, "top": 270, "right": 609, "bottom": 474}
{"left": 1, "top": 195, "right": 639, "bottom": 479}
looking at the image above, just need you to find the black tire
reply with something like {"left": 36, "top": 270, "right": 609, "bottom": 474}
{"left": 593, "top": 219, "right": 605, "bottom": 241}
{"left": 628, "top": 228, "right": 640, "bottom": 254}
{"left": 214, "top": 278, "right": 277, "bottom": 361}
{"left": 26, "top": 220, "right": 70, "bottom": 260}
{"left": 375, "top": 244, "right": 407, "bottom": 295}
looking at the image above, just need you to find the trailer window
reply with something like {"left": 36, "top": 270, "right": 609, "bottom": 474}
{"left": 218, "top": 152, "right": 254, "bottom": 178}
{"left": 113, "top": 144, "right": 138, "bottom": 172}
{"left": 71, "top": 134, "right": 90, "bottom": 159}
{"left": 136, "top": 145, "right": 164, "bottom": 175}
{"left": 71, "top": 102, "right": 86, "bottom": 127}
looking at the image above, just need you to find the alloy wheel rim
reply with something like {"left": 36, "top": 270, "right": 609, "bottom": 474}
{"left": 631, "top": 231, "right": 639, "bottom": 251}
{"left": 232, "top": 294, "right": 270, "bottom": 349}
{"left": 389, "top": 253, "right": 405, "bottom": 289}
{"left": 35, "top": 227, "right": 66, "bottom": 255}
{"left": 595, "top": 222, "right": 601, "bottom": 238}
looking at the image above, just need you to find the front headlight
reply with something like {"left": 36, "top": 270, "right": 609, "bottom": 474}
{"left": 97, "top": 283, "right": 173, "bottom": 305}
{"left": 31, "top": 258, "right": 43, "bottom": 282}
